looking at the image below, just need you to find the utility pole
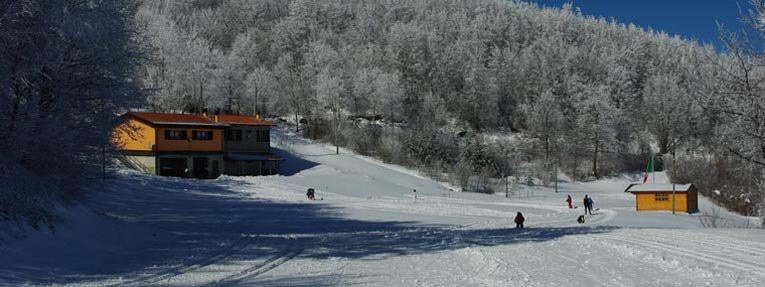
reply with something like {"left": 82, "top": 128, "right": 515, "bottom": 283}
{"left": 652, "top": 152, "right": 655, "bottom": 184}
{"left": 672, "top": 150, "right": 676, "bottom": 215}
{"left": 554, "top": 141, "right": 558, "bottom": 193}
{"left": 505, "top": 147, "right": 509, "bottom": 198}
{"left": 334, "top": 107, "right": 339, "bottom": 155}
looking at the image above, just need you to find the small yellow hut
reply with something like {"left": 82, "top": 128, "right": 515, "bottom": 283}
{"left": 626, "top": 183, "right": 698, "bottom": 213}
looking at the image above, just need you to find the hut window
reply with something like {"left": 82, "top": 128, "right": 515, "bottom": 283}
{"left": 225, "top": 129, "right": 242, "bottom": 141}
{"left": 256, "top": 130, "right": 270, "bottom": 142}
{"left": 192, "top": 130, "right": 213, "bottom": 140}
{"left": 655, "top": 193, "right": 669, "bottom": 201}
{"left": 165, "top": 130, "right": 187, "bottom": 140}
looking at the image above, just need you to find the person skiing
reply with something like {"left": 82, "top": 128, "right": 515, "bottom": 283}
{"left": 566, "top": 194, "right": 573, "bottom": 209}
{"left": 583, "top": 195, "right": 592, "bottom": 215}
{"left": 587, "top": 196, "right": 595, "bottom": 214}
{"left": 413, "top": 189, "right": 417, "bottom": 201}
{"left": 514, "top": 212, "right": 525, "bottom": 228}
{"left": 307, "top": 188, "right": 315, "bottom": 200}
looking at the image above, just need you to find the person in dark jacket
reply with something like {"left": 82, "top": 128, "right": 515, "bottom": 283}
{"left": 514, "top": 212, "right": 525, "bottom": 228}
{"left": 583, "top": 195, "right": 592, "bottom": 215}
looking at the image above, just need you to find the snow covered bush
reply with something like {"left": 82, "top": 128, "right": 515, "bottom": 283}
{"left": 0, "top": 158, "right": 58, "bottom": 236}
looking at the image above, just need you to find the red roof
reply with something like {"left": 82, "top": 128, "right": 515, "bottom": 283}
{"left": 126, "top": 111, "right": 224, "bottom": 127}
{"left": 212, "top": 114, "right": 275, "bottom": 126}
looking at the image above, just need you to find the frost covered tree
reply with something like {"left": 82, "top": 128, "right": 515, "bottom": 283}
{"left": 245, "top": 67, "right": 277, "bottom": 115}
{"left": 130, "top": 0, "right": 755, "bottom": 204}
{"left": 525, "top": 90, "right": 564, "bottom": 183}
{"left": 0, "top": 0, "right": 143, "bottom": 227}
{"left": 316, "top": 69, "right": 344, "bottom": 154}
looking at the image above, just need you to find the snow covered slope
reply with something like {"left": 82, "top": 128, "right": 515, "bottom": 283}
{"left": 1, "top": 126, "right": 764, "bottom": 286}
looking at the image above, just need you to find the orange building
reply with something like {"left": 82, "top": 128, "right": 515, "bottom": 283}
{"left": 626, "top": 183, "right": 698, "bottom": 213}
{"left": 113, "top": 111, "right": 226, "bottom": 178}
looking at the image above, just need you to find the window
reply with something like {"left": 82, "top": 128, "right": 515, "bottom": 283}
{"left": 655, "top": 193, "right": 669, "bottom": 201}
{"left": 256, "top": 130, "right": 269, "bottom": 142}
{"left": 192, "top": 130, "right": 213, "bottom": 140}
{"left": 225, "top": 129, "right": 243, "bottom": 141}
{"left": 165, "top": 130, "right": 187, "bottom": 140}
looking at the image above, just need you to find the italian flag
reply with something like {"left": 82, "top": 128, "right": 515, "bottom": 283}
{"left": 643, "top": 150, "right": 653, "bottom": 184}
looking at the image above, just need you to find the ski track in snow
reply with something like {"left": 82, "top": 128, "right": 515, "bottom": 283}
{"left": 2, "top": 125, "right": 765, "bottom": 286}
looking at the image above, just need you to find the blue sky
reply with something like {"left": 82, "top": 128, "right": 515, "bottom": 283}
{"left": 526, "top": 0, "right": 757, "bottom": 49}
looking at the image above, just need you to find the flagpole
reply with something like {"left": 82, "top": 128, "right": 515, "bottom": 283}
{"left": 652, "top": 152, "right": 655, "bottom": 184}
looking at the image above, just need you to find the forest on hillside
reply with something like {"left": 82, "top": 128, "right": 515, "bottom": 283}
{"left": 3, "top": 0, "right": 765, "bottom": 228}
{"left": 131, "top": 0, "right": 765, "bottom": 217}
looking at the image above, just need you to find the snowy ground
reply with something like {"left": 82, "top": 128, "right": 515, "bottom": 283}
{"left": 1, "top": 126, "right": 764, "bottom": 286}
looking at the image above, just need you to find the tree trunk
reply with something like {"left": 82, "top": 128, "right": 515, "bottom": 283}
{"left": 659, "top": 134, "right": 669, "bottom": 155}
{"left": 9, "top": 76, "right": 21, "bottom": 133}
{"left": 294, "top": 110, "right": 299, "bottom": 132}
{"left": 592, "top": 139, "right": 599, "bottom": 178}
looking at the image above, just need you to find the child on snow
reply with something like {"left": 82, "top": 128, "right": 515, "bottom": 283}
{"left": 307, "top": 188, "right": 315, "bottom": 200}
{"left": 566, "top": 194, "right": 573, "bottom": 209}
{"left": 514, "top": 212, "right": 525, "bottom": 228}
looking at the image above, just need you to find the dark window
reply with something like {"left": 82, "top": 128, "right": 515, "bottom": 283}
{"left": 165, "top": 130, "right": 187, "bottom": 140}
{"left": 225, "top": 129, "right": 243, "bottom": 141}
{"left": 192, "top": 130, "right": 214, "bottom": 140}
{"left": 256, "top": 130, "right": 269, "bottom": 142}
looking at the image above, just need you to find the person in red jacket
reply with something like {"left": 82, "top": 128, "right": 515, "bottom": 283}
{"left": 566, "top": 194, "right": 573, "bottom": 209}
{"left": 514, "top": 212, "right": 525, "bottom": 228}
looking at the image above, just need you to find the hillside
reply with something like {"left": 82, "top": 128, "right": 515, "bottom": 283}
{"left": 133, "top": 0, "right": 765, "bottom": 216}
{"left": 1, "top": 126, "right": 762, "bottom": 286}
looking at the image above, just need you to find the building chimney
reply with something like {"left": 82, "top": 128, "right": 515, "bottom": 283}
{"left": 214, "top": 115, "right": 219, "bottom": 122}
{"left": 255, "top": 112, "right": 261, "bottom": 120}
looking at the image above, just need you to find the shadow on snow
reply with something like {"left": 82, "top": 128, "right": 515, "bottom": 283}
{"left": 0, "top": 171, "right": 618, "bottom": 286}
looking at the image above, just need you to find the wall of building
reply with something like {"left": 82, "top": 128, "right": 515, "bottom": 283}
{"left": 156, "top": 127, "right": 224, "bottom": 152}
{"left": 635, "top": 192, "right": 688, "bottom": 212}
{"left": 157, "top": 153, "right": 224, "bottom": 178}
{"left": 224, "top": 160, "right": 278, "bottom": 176}
{"left": 224, "top": 125, "right": 270, "bottom": 153}
{"left": 113, "top": 118, "right": 156, "bottom": 151}
{"left": 122, "top": 154, "right": 156, "bottom": 174}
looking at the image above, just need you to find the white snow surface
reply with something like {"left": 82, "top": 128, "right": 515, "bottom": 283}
{"left": 1, "top": 126, "right": 764, "bottom": 286}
